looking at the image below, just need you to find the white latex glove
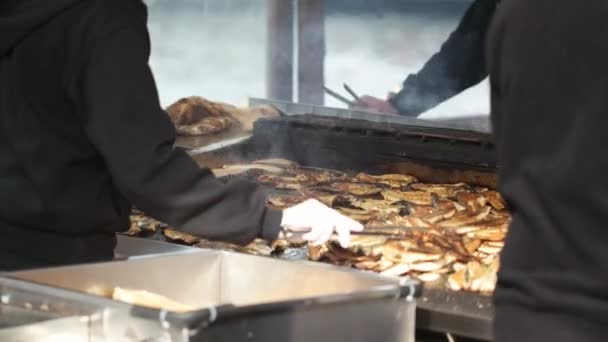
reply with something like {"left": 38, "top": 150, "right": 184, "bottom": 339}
{"left": 281, "top": 199, "right": 364, "bottom": 248}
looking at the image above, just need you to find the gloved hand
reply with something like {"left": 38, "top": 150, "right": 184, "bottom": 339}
{"left": 353, "top": 95, "right": 399, "bottom": 115}
{"left": 281, "top": 199, "right": 364, "bottom": 248}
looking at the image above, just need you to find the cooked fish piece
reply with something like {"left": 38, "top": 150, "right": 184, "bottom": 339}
{"left": 336, "top": 208, "right": 377, "bottom": 222}
{"left": 467, "top": 262, "right": 495, "bottom": 293}
{"left": 270, "top": 239, "right": 292, "bottom": 250}
{"left": 308, "top": 244, "right": 329, "bottom": 261}
{"left": 448, "top": 269, "right": 468, "bottom": 291}
{"left": 349, "top": 235, "right": 388, "bottom": 249}
{"left": 455, "top": 192, "right": 488, "bottom": 213}
{"left": 373, "top": 259, "right": 395, "bottom": 272}
{"left": 477, "top": 243, "right": 503, "bottom": 255}
{"left": 382, "top": 214, "right": 432, "bottom": 228}
{"left": 435, "top": 200, "right": 467, "bottom": 213}
{"left": 176, "top": 116, "right": 237, "bottom": 136}
{"left": 382, "top": 242, "right": 443, "bottom": 264}
{"left": 453, "top": 262, "right": 467, "bottom": 272}
{"left": 381, "top": 190, "right": 434, "bottom": 206}
{"left": 112, "top": 287, "right": 195, "bottom": 313}
{"left": 410, "top": 260, "right": 446, "bottom": 273}
{"left": 407, "top": 204, "right": 436, "bottom": 216}
{"left": 410, "top": 183, "right": 468, "bottom": 198}
{"left": 422, "top": 209, "right": 457, "bottom": 224}
{"left": 380, "top": 263, "right": 411, "bottom": 277}
{"left": 462, "top": 237, "right": 482, "bottom": 255}
{"left": 351, "top": 199, "right": 402, "bottom": 215}
{"left": 483, "top": 190, "right": 507, "bottom": 210}
{"left": 163, "top": 229, "right": 199, "bottom": 245}
{"left": 197, "top": 239, "right": 243, "bottom": 252}
{"left": 437, "top": 206, "right": 492, "bottom": 228}
{"left": 242, "top": 240, "right": 274, "bottom": 256}
{"left": 468, "top": 227, "right": 508, "bottom": 241}
{"left": 488, "top": 256, "right": 500, "bottom": 273}
{"left": 355, "top": 173, "right": 417, "bottom": 188}
{"left": 166, "top": 96, "right": 238, "bottom": 125}
{"left": 355, "top": 260, "right": 381, "bottom": 271}
{"left": 331, "top": 182, "right": 384, "bottom": 196}
{"left": 417, "top": 272, "right": 442, "bottom": 283}
{"left": 473, "top": 271, "right": 497, "bottom": 293}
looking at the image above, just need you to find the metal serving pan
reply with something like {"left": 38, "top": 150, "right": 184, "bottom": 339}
{"left": 114, "top": 234, "right": 198, "bottom": 259}
{"left": 8, "top": 250, "right": 421, "bottom": 342}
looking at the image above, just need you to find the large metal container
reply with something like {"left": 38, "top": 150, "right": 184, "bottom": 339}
{"left": 114, "top": 234, "right": 198, "bottom": 259}
{"left": 6, "top": 250, "right": 420, "bottom": 342}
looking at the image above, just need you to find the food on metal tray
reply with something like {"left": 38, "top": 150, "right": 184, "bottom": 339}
{"left": 126, "top": 161, "right": 511, "bottom": 295}
{"left": 355, "top": 173, "right": 417, "bottom": 188}
{"left": 330, "top": 182, "right": 384, "bottom": 196}
{"left": 166, "top": 96, "right": 279, "bottom": 136}
{"left": 410, "top": 183, "right": 468, "bottom": 198}
{"left": 482, "top": 190, "right": 507, "bottom": 210}
{"left": 112, "top": 287, "right": 195, "bottom": 312}
{"left": 381, "top": 190, "right": 434, "bottom": 206}
{"left": 163, "top": 229, "right": 200, "bottom": 245}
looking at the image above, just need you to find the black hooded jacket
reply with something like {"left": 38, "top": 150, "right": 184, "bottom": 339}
{"left": 389, "top": 0, "right": 498, "bottom": 116}
{"left": 0, "top": 0, "right": 281, "bottom": 270}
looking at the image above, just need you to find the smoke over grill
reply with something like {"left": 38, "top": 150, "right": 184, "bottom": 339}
{"left": 144, "top": 0, "right": 487, "bottom": 119}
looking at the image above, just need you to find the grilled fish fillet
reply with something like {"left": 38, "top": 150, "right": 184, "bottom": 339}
{"left": 330, "top": 182, "right": 384, "bottom": 196}
{"left": 381, "top": 190, "right": 434, "bottom": 205}
{"left": 410, "top": 183, "right": 467, "bottom": 198}
{"left": 355, "top": 173, "right": 417, "bottom": 188}
{"left": 163, "top": 229, "right": 199, "bottom": 245}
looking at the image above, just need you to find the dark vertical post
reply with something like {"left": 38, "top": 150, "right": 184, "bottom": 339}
{"left": 298, "top": 0, "right": 325, "bottom": 105}
{"left": 266, "top": 0, "right": 294, "bottom": 102}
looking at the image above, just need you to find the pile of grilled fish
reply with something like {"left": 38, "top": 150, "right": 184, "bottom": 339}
{"left": 127, "top": 159, "right": 510, "bottom": 294}
{"left": 165, "top": 96, "right": 279, "bottom": 136}
{"left": 126, "top": 210, "right": 292, "bottom": 257}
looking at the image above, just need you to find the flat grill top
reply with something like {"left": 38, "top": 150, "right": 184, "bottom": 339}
{"left": 252, "top": 114, "right": 498, "bottom": 173}
{"left": 270, "top": 114, "right": 494, "bottom": 145}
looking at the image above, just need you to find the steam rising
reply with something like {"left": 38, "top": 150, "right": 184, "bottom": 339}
{"left": 146, "top": 1, "right": 488, "bottom": 119}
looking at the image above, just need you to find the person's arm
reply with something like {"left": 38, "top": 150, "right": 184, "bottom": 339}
{"left": 388, "top": 0, "right": 499, "bottom": 116}
{"left": 73, "top": 1, "right": 280, "bottom": 245}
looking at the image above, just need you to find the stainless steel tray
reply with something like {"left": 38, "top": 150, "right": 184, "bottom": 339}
{"left": 114, "top": 235, "right": 198, "bottom": 259}
{"left": 8, "top": 250, "right": 421, "bottom": 342}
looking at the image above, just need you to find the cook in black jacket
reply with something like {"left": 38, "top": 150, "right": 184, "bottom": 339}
{"left": 0, "top": 0, "right": 361, "bottom": 270}
{"left": 357, "top": 0, "right": 498, "bottom": 116}
{"left": 488, "top": 0, "right": 608, "bottom": 340}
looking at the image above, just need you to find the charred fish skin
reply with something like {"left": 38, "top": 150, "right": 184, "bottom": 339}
{"left": 129, "top": 160, "right": 511, "bottom": 295}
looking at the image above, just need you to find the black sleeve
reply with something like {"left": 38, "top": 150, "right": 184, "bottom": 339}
{"left": 76, "top": 1, "right": 282, "bottom": 245}
{"left": 389, "top": 0, "right": 498, "bottom": 117}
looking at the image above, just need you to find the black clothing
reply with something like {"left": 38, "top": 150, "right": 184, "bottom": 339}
{"left": 0, "top": 0, "right": 281, "bottom": 270}
{"left": 389, "top": 0, "right": 498, "bottom": 116}
{"left": 487, "top": 0, "right": 608, "bottom": 340}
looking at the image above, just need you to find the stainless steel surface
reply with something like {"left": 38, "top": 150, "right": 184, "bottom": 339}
{"left": 434, "top": 115, "right": 491, "bottom": 133}
{"left": 248, "top": 97, "right": 481, "bottom": 132}
{"left": 0, "top": 277, "right": 182, "bottom": 342}
{"left": 115, "top": 235, "right": 197, "bottom": 258}
{"left": 0, "top": 316, "right": 93, "bottom": 342}
{"left": 9, "top": 250, "right": 420, "bottom": 342}
{"left": 185, "top": 135, "right": 252, "bottom": 154}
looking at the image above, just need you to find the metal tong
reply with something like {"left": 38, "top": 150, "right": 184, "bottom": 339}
{"left": 323, "top": 83, "right": 361, "bottom": 106}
